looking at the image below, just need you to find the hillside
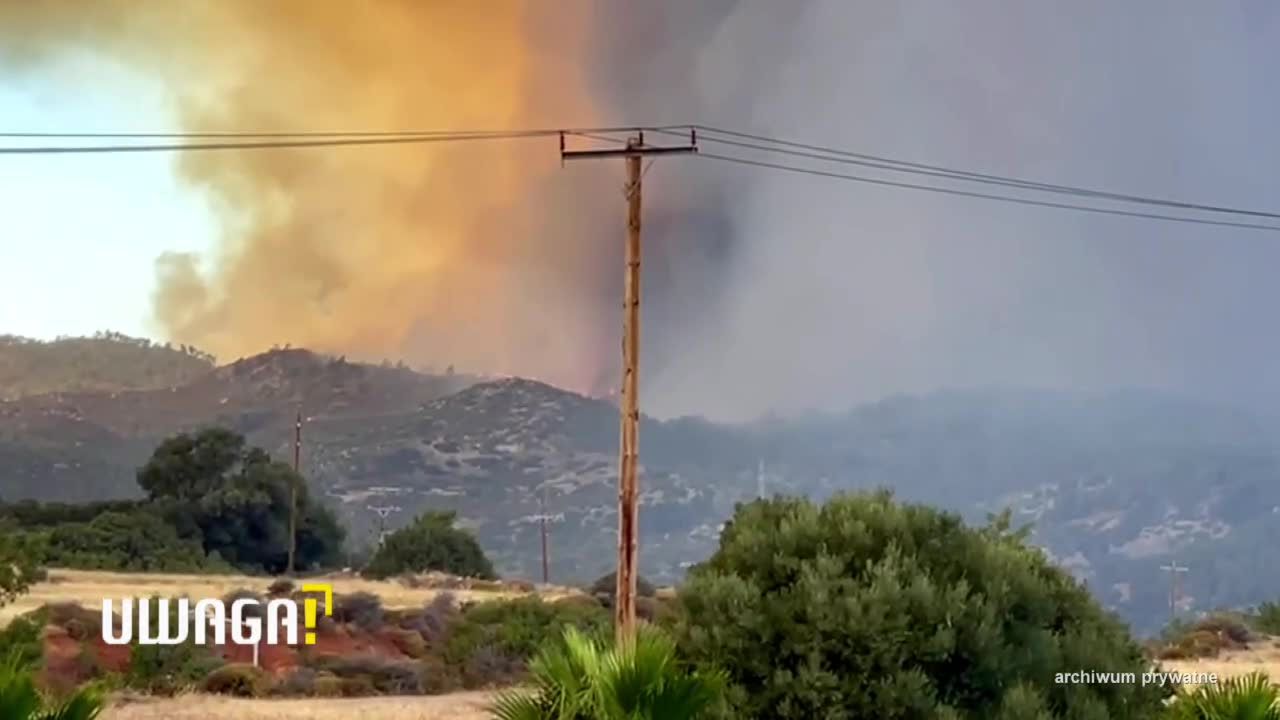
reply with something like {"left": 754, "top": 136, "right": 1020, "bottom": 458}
{"left": 4, "top": 348, "right": 1280, "bottom": 633}
{"left": 0, "top": 333, "right": 215, "bottom": 399}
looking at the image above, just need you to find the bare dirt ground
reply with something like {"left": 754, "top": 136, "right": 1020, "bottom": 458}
{"left": 101, "top": 691, "right": 502, "bottom": 720}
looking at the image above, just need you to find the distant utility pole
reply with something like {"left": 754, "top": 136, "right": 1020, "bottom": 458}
{"left": 367, "top": 505, "right": 402, "bottom": 547}
{"left": 563, "top": 130, "right": 697, "bottom": 646}
{"left": 757, "top": 459, "right": 766, "bottom": 499}
{"left": 1160, "top": 561, "right": 1189, "bottom": 623}
{"left": 539, "top": 487, "right": 550, "bottom": 584}
{"left": 286, "top": 409, "right": 302, "bottom": 576}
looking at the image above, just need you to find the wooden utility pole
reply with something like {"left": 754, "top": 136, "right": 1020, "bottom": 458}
{"left": 1160, "top": 561, "right": 1188, "bottom": 624}
{"left": 562, "top": 130, "right": 697, "bottom": 645}
{"left": 287, "top": 409, "right": 302, "bottom": 575}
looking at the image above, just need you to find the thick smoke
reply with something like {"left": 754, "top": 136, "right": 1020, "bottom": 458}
{"left": 600, "top": 1, "right": 1280, "bottom": 420}
{"left": 0, "top": 1, "right": 623, "bottom": 392}
{"left": 5, "top": 1, "right": 1280, "bottom": 420}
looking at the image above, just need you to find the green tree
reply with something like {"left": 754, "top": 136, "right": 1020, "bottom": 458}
{"left": 40, "top": 510, "right": 224, "bottom": 572}
{"left": 0, "top": 654, "right": 103, "bottom": 720}
{"left": 136, "top": 428, "right": 345, "bottom": 573}
{"left": 671, "top": 491, "right": 1171, "bottom": 719}
{"left": 363, "top": 511, "right": 495, "bottom": 580}
{"left": 491, "top": 625, "right": 725, "bottom": 720}
{"left": 590, "top": 571, "right": 656, "bottom": 599}
{"left": 0, "top": 527, "right": 42, "bottom": 609}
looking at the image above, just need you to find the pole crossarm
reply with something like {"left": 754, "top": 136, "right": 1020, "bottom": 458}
{"left": 561, "top": 129, "right": 697, "bottom": 162}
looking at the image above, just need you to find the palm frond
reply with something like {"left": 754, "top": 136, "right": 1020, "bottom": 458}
{"left": 1168, "top": 672, "right": 1280, "bottom": 720}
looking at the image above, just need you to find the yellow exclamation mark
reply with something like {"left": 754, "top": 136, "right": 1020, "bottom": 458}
{"left": 300, "top": 583, "right": 332, "bottom": 646}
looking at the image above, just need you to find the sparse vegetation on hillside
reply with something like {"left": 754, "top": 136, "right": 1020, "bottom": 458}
{"left": 0, "top": 332, "right": 214, "bottom": 399}
{"left": 671, "top": 491, "right": 1172, "bottom": 719}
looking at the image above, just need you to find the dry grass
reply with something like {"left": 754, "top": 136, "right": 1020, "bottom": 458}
{"left": 1161, "top": 638, "right": 1280, "bottom": 687}
{"left": 0, "top": 568, "right": 578, "bottom": 626}
{"left": 102, "top": 691, "right": 500, "bottom": 720}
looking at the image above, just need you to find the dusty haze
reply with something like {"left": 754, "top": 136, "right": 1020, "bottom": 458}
{"left": 4, "top": 1, "right": 1280, "bottom": 420}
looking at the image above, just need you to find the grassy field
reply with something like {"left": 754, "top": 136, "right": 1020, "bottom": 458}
{"left": 1165, "top": 640, "right": 1280, "bottom": 687}
{"left": 0, "top": 568, "right": 577, "bottom": 626}
{"left": 101, "top": 691, "right": 500, "bottom": 720}
{"left": 90, "top": 650, "right": 1280, "bottom": 718}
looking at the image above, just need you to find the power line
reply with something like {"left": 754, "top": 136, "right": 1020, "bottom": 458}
{"left": 0, "top": 124, "right": 686, "bottom": 139}
{"left": 0, "top": 127, "right": 683, "bottom": 154}
{"left": 6, "top": 121, "right": 1278, "bottom": 230}
{"left": 689, "top": 125, "right": 1280, "bottom": 221}
{"left": 0, "top": 130, "right": 560, "bottom": 154}
{"left": 698, "top": 151, "right": 1280, "bottom": 233}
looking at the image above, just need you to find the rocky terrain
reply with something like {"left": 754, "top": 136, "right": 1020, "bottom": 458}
{"left": 5, "top": 337, "right": 1280, "bottom": 634}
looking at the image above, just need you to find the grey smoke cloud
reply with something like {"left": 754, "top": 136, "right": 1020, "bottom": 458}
{"left": 588, "top": 0, "right": 1280, "bottom": 420}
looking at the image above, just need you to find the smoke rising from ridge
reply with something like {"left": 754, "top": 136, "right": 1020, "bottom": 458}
{"left": 4, "top": 1, "right": 1280, "bottom": 420}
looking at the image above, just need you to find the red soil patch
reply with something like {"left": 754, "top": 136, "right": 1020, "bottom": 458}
{"left": 39, "top": 619, "right": 414, "bottom": 686}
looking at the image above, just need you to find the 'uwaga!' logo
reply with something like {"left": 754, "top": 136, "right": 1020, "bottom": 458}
{"left": 102, "top": 583, "right": 333, "bottom": 646}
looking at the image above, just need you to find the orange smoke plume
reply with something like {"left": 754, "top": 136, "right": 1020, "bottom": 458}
{"left": 0, "top": 1, "right": 623, "bottom": 392}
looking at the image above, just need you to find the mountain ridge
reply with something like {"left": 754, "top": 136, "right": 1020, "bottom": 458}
{"left": 4, "top": 341, "right": 1280, "bottom": 634}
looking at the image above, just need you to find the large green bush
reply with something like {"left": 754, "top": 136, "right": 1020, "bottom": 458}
{"left": 40, "top": 509, "right": 227, "bottom": 572}
{"left": 362, "top": 511, "right": 495, "bottom": 580}
{"left": 443, "top": 596, "right": 608, "bottom": 688}
{"left": 671, "top": 491, "right": 1172, "bottom": 719}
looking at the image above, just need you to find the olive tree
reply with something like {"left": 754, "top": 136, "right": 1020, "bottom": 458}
{"left": 671, "top": 491, "right": 1170, "bottom": 719}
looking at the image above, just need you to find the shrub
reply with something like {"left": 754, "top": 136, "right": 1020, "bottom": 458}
{"left": 671, "top": 492, "right": 1172, "bottom": 719}
{"left": 125, "top": 641, "right": 224, "bottom": 696}
{"left": 590, "top": 570, "right": 656, "bottom": 599}
{"left": 40, "top": 510, "right": 228, "bottom": 573}
{"left": 333, "top": 592, "right": 384, "bottom": 632}
{"left": 419, "top": 654, "right": 463, "bottom": 695}
{"left": 362, "top": 511, "right": 496, "bottom": 580}
{"left": 267, "top": 578, "right": 296, "bottom": 597}
{"left": 443, "top": 596, "right": 608, "bottom": 689}
{"left": 0, "top": 611, "right": 46, "bottom": 670}
{"left": 1193, "top": 611, "right": 1256, "bottom": 647}
{"left": 44, "top": 602, "right": 102, "bottom": 642}
{"left": 274, "top": 667, "right": 318, "bottom": 697}
{"left": 308, "top": 655, "right": 424, "bottom": 695}
{"left": 396, "top": 593, "right": 459, "bottom": 648}
{"left": 461, "top": 644, "right": 525, "bottom": 688}
{"left": 389, "top": 629, "right": 428, "bottom": 659}
{"left": 1254, "top": 601, "right": 1280, "bottom": 636}
{"left": 201, "top": 663, "right": 268, "bottom": 697}
{"left": 222, "top": 588, "right": 266, "bottom": 618}
{"left": 313, "top": 671, "right": 345, "bottom": 698}
{"left": 340, "top": 675, "right": 378, "bottom": 697}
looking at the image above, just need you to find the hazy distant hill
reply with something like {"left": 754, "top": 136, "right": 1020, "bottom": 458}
{"left": 4, "top": 343, "right": 1280, "bottom": 634}
{"left": 0, "top": 333, "right": 215, "bottom": 398}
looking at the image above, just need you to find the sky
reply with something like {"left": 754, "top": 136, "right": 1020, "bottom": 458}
{"left": 0, "top": 54, "right": 217, "bottom": 340}
{"left": 2, "top": 1, "right": 1280, "bottom": 421}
